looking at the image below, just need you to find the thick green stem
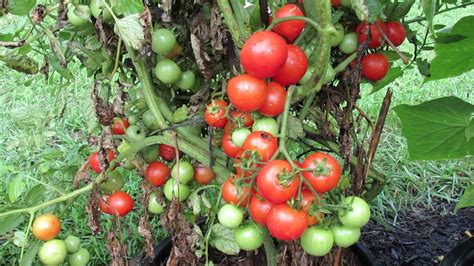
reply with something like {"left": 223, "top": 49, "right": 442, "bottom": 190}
{"left": 218, "top": 0, "right": 242, "bottom": 46}
{"left": 230, "top": 0, "right": 249, "bottom": 39}
{"left": 279, "top": 87, "right": 296, "bottom": 168}
{"left": 263, "top": 228, "right": 277, "bottom": 266}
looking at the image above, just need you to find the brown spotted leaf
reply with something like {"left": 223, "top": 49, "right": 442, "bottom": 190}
{"left": 86, "top": 185, "right": 101, "bottom": 234}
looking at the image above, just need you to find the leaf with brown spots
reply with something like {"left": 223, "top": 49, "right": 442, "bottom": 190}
{"left": 86, "top": 185, "right": 101, "bottom": 234}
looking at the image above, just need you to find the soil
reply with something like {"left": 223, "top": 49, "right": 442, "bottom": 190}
{"left": 361, "top": 201, "right": 474, "bottom": 265}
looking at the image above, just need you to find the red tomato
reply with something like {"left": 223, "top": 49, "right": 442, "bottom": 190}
{"left": 259, "top": 82, "right": 286, "bottom": 117}
{"left": 193, "top": 165, "right": 215, "bottom": 184}
{"left": 227, "top": 74, "right": 267, "bottom": 112}
{"left": 272, "top": 45, "right": 308, "bottom": 86}
{"left": 240, "top": 31, "right": 288, "bottom": 78}
{"left": 89, "top": 149, "right": 115, "bottom": 174}
{"left": 257, "top": 160, "right": 300, "bottom": 204}
{"left": 204, "top": 99, "right": 228, "bottom": 128}
{"left": 385, "top": 21, "right": 406, "bottom": 47}
{"left": 222, "top": 177, "right": 251, "bottom": 207}
{"left": 242, "top": 131, "right": 278, "bottom": 162}
{"left": 267, "top": 204, "right": 308, "bottom": 241}
{"left": 145, "top": 161, "right": 170, "bottom": 187}
{"left": 160, "top": 144, "right": 178, "bottom": 161}
{"left": 107, "top": 191, "right": 134, "bottom": 217}
{"left": 361, "top": 53, "right": 389, "bottom": 81}
{"left": 298, "top": 190, "right": 324, "bottom": 225}
{"left": 32, "top": 214, "right": 61, "bottom": 241}
{"left": 355, "top": 20, "right": 388, "bottom": 49}
{"left": 222, "top": 132, "right": 242, "bottom": 158}
{"left": 99, "top": 195, "right": 113, "bottom": 214}
{"left": 272, "top": 4, "right": 306, "bottom": 43}
{"left": 230, "top": 110, "right": 254, "bottom": 128}
{"left": 301, "top": 152, "right": 342, "bottom": 193}
{"left": 249, "top": 195, "right": 274, "bottom": 226}
{"left": 331, "top": 0, "right": 341, "bottom": 6}
{"left": 112, "top": 118, "right": 129, "bottom": 135}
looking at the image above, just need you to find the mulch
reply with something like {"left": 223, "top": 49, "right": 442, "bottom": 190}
{"left": 361, "top": 202, "right": 474, "bottom": 265}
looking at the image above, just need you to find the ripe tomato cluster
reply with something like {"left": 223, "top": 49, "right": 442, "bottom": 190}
{"left": 31, "top": 213, "right": 90, "bottom": 265}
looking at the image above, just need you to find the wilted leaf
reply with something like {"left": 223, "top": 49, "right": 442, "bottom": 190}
{"left": 455, "top": 185, "right": 474, "bottom": 210}
{"left": 8, "top": 176, "right": 26, "bottom": 203}
{"left": 0, "top": 54, "right": 38, "bottom": 75}
{"left": 44, "top": 28, "right": 66, "bottom": 67}
{"left": 114, "top": 14, "right": 145, "bottom": 50}
{"left": 209, "top": 223, "right": 240, "bottom": 255}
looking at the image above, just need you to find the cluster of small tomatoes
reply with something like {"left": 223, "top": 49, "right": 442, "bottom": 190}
{"left": 30, "top": 213, "right": 90, "bottom": 265}
{"left": 202, "top": 3, "right": 374, "bottom": 256}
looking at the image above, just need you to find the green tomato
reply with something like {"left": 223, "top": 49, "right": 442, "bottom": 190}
{"left": 69, "top": 248, "right": 90, "bottom": 266}
{"left": 65, "top": 235, "right": 81, "bottom": 253}
{"left": 252, "top": 117, "right": 279, "bottom": 137}
{"left": 331, "top": 225, "right": 361, "bottom": 248}
{"left": 338, "top": 196, "right": 371, "bottom": 228}
{"left": 67, "top": 5, "right": 90, "bottom": 27}
{"left": 142, "top": 145, "right": 160, "bottom": 163}
{"left": 171, "top": 161, "right": 194, "bottom": 184}
{"left": 324, "top": 65, "right": 336, "bottom": 84}
{"left": 148, "top": 192, "right": 165, "bottom": 214}
{"left": 218, "top": 204, "right": 243, "bottom": 229}
{"left": 176, "top": 70, "right": 196, "bottom": 91}
{"left": 117, "top": 140, "right": 130, "bottom": 154}
{"left": 331, "top": 23, "right": 345, "bottom": 47}
{"left": 90, "top": 0, "right": 112, "bottom": 22}
{"left": 100, "top": 169, "right": 125, "bottom": 194}
{"left": 164, "top": 178, "right": 190, "bottom": 202}
{"left": 38, "top": 239, "right": 67, "bottom": 265}
{"left": 338, "top": 33, "right": 358, "bottom": 54}
{"left": 300, "top": 227, "right": 334, "bottom": 257}
{"left": 232, "top": 128, "right": 251, "bottom": 148}
{"left": 126, "top": 125, "right": 146, "bottom": 142}
{"left": 155, "top": 59, "right": 183, "bottom": 85}
{"left": 127, "top": 115, "right": 138, "bottom": 125}
{"left": 142, "top": 109, "right": 160, "bottom": 131}
{"left": 234, "top": 223, "right": 264, "bottom": 251}
{"left": 152, "top": 29, "right": 177, "bottom": 55}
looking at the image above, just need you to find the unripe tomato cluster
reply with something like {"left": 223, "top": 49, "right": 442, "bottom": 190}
{"left": 31, "top": 213, "right": 90, "bottom": 265}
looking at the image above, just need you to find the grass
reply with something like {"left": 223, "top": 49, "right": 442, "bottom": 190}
{"left": 0, "top": 3, "right": 473, "bottom": 265}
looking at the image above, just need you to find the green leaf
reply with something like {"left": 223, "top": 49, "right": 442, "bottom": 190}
{"left": 287, "top": 115, "right": 305, "bottom": 140}
{"left": 8, "top": 176, "right": 26, "bottom": 203}
{"left": 426, "top": 16, "right": 474, "bottom": 82}
{"left": 173, "top": 105, "right": 188, "bottom": 123}
{"left": 416, "top": 58, "right": 431, "bottom": 77}
{"left": 421, "top": 0, "right": 436, "bottom": 36}
{"left": 114, "top": 14, "right": 145, "bottom": 50}
{"left": 209, "top": 223, "right": 240, "bottom": 255}
{"left": 0, "top": 54, "right": 38, "bottom": 75}
{"left": 25, "top": 185, "right": 46, "bottom": 205}
{"left": 0, "top": 215, "right": 25, "bottom": 235}
{"left": 68, "top": 42, "right": 105, "bottom": 72}
{"left": 187, "top": 192, "right": 201, "bottom": 215}
{"left": 112, "top": 0, "right": 144, "bottom": 16}
{"left": 466, "top": 119, "right": 474, "bottom": 141}
{"left": 394, "top": 97, "right": 474, "bottom": 160}
{"left": 21, "top": 242, "right": 40, "bottom": 266}
{"left": 384, "top": 0, "right": 415, "bottom": 21}
{"left": 8, "top": 0, "right": 36, "bottom": 16}
{"left": 48, "top": 55, "right": 73, "bottom": 80}
{"left": 370, "top": 66, "right": 404, "bottom": 93}
{"left": 455, "top": 185, "right": 474, "bottom": 210}
{"left": 73, "top": 5, "right": 92, "bottom": 21}
{"left": 352, "top": 0, "right": 383, "bottom": 22}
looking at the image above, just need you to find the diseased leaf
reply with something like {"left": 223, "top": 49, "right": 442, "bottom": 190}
{"left": 0, "top": 54, "right": 38, "bottom": 75}
{"left": 394, "top": 97, "right": 474, "bottom": 160}
{"left": 44, "top": 28, "right": 66, "bottom": 67}
{"left": 287, "top": 115, "right": 305, "bottom": 139}
{"left": 8, "top": 0, "right": 36, "bottom": 16}
{"left": 187, "top": 192, "right": 201, "bottom": 215}
{"left": 8, "top": 176, "right": 26, "bottom": 203}
{"left": 455, "top": 185, "right": 474, "bottom": 210}
{"left": 209, "top": 223, "right": 240, "bottom": 255}
{"left": 114, "top": 14, "right": 145, "bottom": 50}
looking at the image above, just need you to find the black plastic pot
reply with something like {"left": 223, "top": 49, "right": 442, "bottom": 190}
{"left": 152, "top": 238, "right": 384, "bottom": 265}
{"left": 441, "top": 238, "right": 474, "bottom": 266}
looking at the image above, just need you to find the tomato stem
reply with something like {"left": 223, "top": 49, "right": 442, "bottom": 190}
{"left": 267, "top": 16, "right": 322, "bottom": 33}
{"left": 217, "top": 0, "right": 243, "bottom": 46}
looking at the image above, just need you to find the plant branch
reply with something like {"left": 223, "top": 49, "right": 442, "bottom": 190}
{"left": 218, "top": 0, "right": 242, "bottom": 46}
{"left": 267, "top": 16, "right": 322, "bottom": 33}
{"left": 279, "top": 86, "right": 296, "bottom": 168}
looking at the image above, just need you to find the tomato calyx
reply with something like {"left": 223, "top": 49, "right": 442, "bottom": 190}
{"left": 276, "top": 168, "right": 297, "bottom": 187}
{"left": 307, "top": 158, "right": 333, "bottom": 177}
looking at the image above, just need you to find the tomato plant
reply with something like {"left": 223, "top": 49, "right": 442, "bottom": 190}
{"left": 164, "top": 178, "right": 190, "bottom": 202}
{"left": 69, "top": 248, "right": 91, "bottom": 266}
{"left": 111, "top": 117, "right": 129, "bottom": 135}
{"left": 38, "top": 239, "right": 68, "bottom": 265}
{"left": 65, "top": 235, "right": 81, "bottom": 253}
{"left": 218, "top": 204, "right": 243, "bottom": 229}
{"left": 331, "top": 225, "right": 361, "bottom": 248}
{"left": 171, "top": 161, "right": 194, "bottom": 184}
{"left": 222, "top": 132, "right": 242, "bottom": 158}
{"left": 249, "top": 195, "right": 274, "bottom": 226}
{"left": 152, "top": 28, "right": 177, "bottom": 55}
{"left": 385, "top": 21, "right": 406, "bottom": 47}
{"left": 252, "top": 117, "right": 279, "bottom": 137}
{"left": 160, "top": 144, "right": 178, "bottom": 161}
{"left": 355, "top": 20, "right": 388, "bottom": 49}
{"left": 88, "top": 149, "right": 115, "bottom": 174}
{"left": 361, "top": 53, "right": 390, "bottom": 81}
{"left": 338, "top": 196, "right": 371, "bottom": 228}
{"left": 222, "top": 177, "right": 251, "bottom": 207}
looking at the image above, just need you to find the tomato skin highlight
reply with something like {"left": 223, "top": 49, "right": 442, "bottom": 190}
{"left": 145, "top": 161, "right": 170, "bottom": 187}
{"left": 302, "top": 152, "right": 342, "bottom": 193}
{"left": 257, "top": 160, "right": 300, "bottom": 204}
{"left": 204, "top": 99, "right": 228, "bottom": 128}
{"left": 272, "top": 44, "right": 308, "bottom": 86}
{"left": 112, "top": 117, "right": 129, "bottom": 135}
{"left": 107, "top": 191, "right": 134, "bottom": 217}
{"left": 272, "top": 4, "right": 306, "bottom": 43}
{"left": 222, "top": 177, "right": 251, "bottom": 207}
{"left": 88, "top": 149, "right": 115, "bottom": 174}
{"left": 241, "top": 131, "right": 278, "bottom": 162}
{"left": 355, "top": 20, "right": 388, "bottom": 49}
{"left": 222, "top": 132, "right": 242, "bottom": 158}
{"left": 249, "top": 195, "right": 274, "bottom": 225}
{"left": 361, "top": 53, "right": 390, "bottom": 81}
{"left": 267, "top": 204, "right": 308, "bottom": 241}
{"left": 32, "top": 213, "right": 61, "bottom": 241}
{"left": 240, "top": 31, "right": 288, "bottom": 78}
{"left": 385, "top": 21, "right": 406, "bottom": 47}
{"left": 227, "top": 74, "right": 268, "bottom": 112}
{"left": 259, "top": 82, "right": 287, "bottom": 117}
